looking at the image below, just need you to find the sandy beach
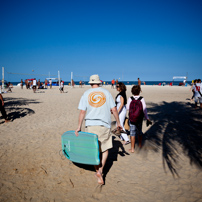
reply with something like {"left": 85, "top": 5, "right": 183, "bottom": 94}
{"left": 0, "top": 85, "right": 202, "bottom": 202}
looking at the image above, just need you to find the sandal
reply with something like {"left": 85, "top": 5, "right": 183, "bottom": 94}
{"left": 111, "top": 128, "right": 127, "bottom": 136}
{"left": 124, "top": 141, "right": 131, "bottom": 145}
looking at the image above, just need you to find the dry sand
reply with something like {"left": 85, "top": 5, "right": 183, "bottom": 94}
{"left": 0, "top": 85, "right": 202, "bottom": 202}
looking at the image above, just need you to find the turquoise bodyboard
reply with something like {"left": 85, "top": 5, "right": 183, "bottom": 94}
{"left": 61, "top": 130, "right": 100, "bottom": 165}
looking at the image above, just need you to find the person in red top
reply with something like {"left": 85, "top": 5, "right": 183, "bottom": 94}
{"left": 111, "top": 79, "right": 115, "bottom": 89}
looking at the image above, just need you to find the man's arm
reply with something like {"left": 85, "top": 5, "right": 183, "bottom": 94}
{"left": 75, "top": 110, "right": 86, "bottom": 136}
{"left": 111, "top": 107, "right": 122, "bottom": 130}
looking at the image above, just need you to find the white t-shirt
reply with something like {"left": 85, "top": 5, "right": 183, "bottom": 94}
{"left": 33, "top": 79, "right": 37, "bottom": 86}
{"left": 192, "top": 83, "right": 202, "bottom": 98}
{"left": 78, "top": 87, "right": 116, "bottom": 128}
{"left": 49, "top": 80, "right": 52, "bottom": 84}
{"left": 60, "top": 81, "right": 64, "bottom": 87}
{"left": 126, "top": 95, "right": 149, "bottom": 120}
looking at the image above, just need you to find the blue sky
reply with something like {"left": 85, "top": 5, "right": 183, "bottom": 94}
{"left": 0, "top": 0, "right": 202, "bottom": 82}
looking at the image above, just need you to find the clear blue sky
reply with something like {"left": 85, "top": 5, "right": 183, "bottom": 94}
{"left": 0, "top": 0, "right": 202, "bottom": 82}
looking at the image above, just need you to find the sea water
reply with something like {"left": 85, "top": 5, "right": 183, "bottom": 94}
{"left": 10, "top": 80, "right": 192, "bottom": 86}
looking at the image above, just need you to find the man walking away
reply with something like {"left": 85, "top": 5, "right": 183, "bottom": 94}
{"left": 75, "top": 74, "right": 122, "bottom": 185}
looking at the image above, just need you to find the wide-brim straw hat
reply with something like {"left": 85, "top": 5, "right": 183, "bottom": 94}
{"left": 88, "top": 74, "right": 102, "bottom": 84}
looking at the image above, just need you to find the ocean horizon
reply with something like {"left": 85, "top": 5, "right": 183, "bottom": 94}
{"left": 8, "top": 80, "right": 192, "bottom": 86}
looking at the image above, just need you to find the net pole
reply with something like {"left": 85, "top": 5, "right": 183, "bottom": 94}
{"left": 58, "top": 71, "right": 60, "bottom": 88}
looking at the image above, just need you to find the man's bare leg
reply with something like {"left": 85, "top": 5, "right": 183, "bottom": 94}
{"left": 129, "top": 136, "right": 135, "bottom": 153}
{"left": 94, "top": 150, "right": 108, "bottom": 185}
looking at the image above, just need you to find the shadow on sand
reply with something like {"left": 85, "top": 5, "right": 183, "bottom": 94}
{"left": 143, "top": 101, "right": 202, "bottom": 177}
{"left": 73, "top": 137, "right": 130, "bottom": 182}
{"left": 71, "top": 101, "right": 202, "bottom": 180}
{"left": 0, "top": 97, "right": 41, "bottom": 123}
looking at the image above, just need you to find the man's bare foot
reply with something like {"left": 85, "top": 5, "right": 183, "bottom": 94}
{"left": 95, "top": 171, "right": 104, "bottom": 185}
{"left": 129, "top": 149, "right": 134, "bottom": 153}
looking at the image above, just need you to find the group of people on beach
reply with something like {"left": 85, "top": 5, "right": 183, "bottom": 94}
{"left": 20, "top": 78, "right": 66, "bottom": 93}
{"left": 23, "top": 78, "right": 52, "bottom": 91}
{"left": 191, "top": 78, "right": 202, "bottom": 109}
{"left": 111, "top": 79, "right": 119, "bottom": 88}
{"left": 75, "top": 74, "right": 151, "bottom": 185}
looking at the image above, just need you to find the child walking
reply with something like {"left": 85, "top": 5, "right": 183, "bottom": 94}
{"left": 126, "top": 85, "right": 151, "bottom": 153}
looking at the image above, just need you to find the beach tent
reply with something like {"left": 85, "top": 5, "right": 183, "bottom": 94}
{"left": 172, "top": 76, "right": 187, "bottom": 85}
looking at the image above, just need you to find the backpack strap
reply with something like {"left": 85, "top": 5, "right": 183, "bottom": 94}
{"left": 138, "top": 96, "right": 143, "bottom": 101}
{"left": 131, "top": 96, "right": 143, "bottom": 101}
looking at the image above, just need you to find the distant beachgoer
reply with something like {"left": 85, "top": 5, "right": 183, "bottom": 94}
{"left": 28, "top": 81, "right": 31, "bottom": 89}
{"left": 138, "top": 78, "right": 141, "bottom": 86}
{"left": 32, "top": 78, "right": 37, "bottom": 93}
{"left": 71, "top": 79, "right": 75, "bottom": 88}
{"left": 45, "top": 79, "right": 48, "bottom": 89}
{"left": 192, "top": 79, "right": 202, "bottom": 109}
{"left": 79, "top": 80, "right": 82, "bottom": 88}
{"left": 7, "top": 82, "right": 12, "bottom": 92}
{"left": 116, "top": 79, "right": 118, "bottom": 85}
{"left": 21, "top": 79, "right": 23, "bottom": 89}
{"left": 0, "top": 92, "right": 10, "bottom": 123}
{"left": 115, "top": 82, "right": 130, "bottom": 145}
{"left": 111, "top": 79, "right": 115, "bottom": 89}
{"left": 37, "top": 79, "right": 41, "bottom": 89}
{"left": 191, "top": 79, "right": 197, "bottom": 101}
{"left": 49, "top": 79, "right": 52, "bottom": 89}
{"left": 25, "top": 80, "right": 28, "bottom": 89}
{"left": 143, "top": 81, "right": 146, "bottom": 85}
{"left": 75, "top": 74, "right": 122, "bottom": 185}
{"left": 138, "top": 78, "right": 142, "bottom": 92}
{"left": 126, "top": 85, "right": 151, "bottom": 152}
{"left": 60, "top": 80, "right": 64, "bottom": 93}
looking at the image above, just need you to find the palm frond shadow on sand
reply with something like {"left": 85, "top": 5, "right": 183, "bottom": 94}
{"left": 143, "top": 101, "right": 202, "bottom": 177}
{"left": 1, "top": 97, "right": 41, "bottom": 122}
{"left": 68, "top": 101, "right": 202, "bottom": 180}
